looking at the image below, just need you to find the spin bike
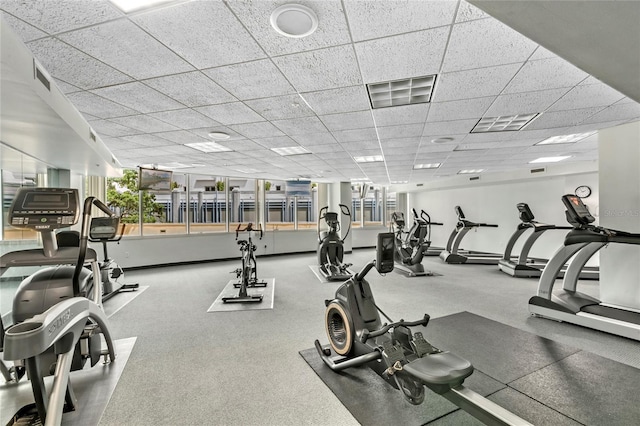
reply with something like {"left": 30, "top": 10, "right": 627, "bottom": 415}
{"left": 223, "top": 223, "right": 265, "bottom": 304}
{"left": 315, "top": 233, "right": 532, "bottom": 425}
{"left": 317, "top": 204, "right": 352, "bottom": 281}
{"left": 390, "top": 208, "right": 440, "bottom": 276}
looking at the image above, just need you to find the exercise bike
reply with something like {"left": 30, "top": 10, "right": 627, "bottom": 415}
{"left": 314, "top": 233, "right": 532, "bottom": 425}
{"left": 223, "top": 223, "right": 265, "bottom": 304}
{"left": 389, "top": 209, "right": 439, "bottom": 276}
{"left": 89, "top": 216, "right": 139, "bottom": 301}
{"left": 0, "top": 187, "right": 118, "bottom": 425}
{"left": 317, "top": 204, "right": 353, "bottom": 281}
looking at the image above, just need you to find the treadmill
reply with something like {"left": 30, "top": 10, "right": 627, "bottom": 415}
{"left": 439, "top": 206, "right": 502, "bottom": 264}
{"left": 529, "top": 194, "right": 640, "bottom": 341}
{"left": 421, "top": 210, "right": 446, "bottom": 256}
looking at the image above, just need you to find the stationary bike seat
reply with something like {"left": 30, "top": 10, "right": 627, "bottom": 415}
{"left": 237, "top": 240, "right": 247, "bottom": 245}
{"left": 403, "top": 351, "right": 473, "bottom": 388}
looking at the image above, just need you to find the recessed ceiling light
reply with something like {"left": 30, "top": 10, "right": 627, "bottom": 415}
{"left": 350, "top": 178, "right": 369, "bottom": 182}
{"left": 471, "top": 113, "right": 539, "bottom": 133}
{"left": 391, "top": 180, "right": 409, "bottom": 184}
{"left": 355, "top": 155, "right": 384, "bottom": 163}
{"left": 529, "top": 156, "right": 571, "bottom": 164}
{"left": 271, "top": 146, "right": 310, "bottom": 156}
{"left": 270, "top": 4, "right": 318, "bottom": 38}
{"left": 208, "top": 131, "right": 231, "bottom": 140}
{"left": 413, "top": 163, "right": 441, "bottom": 169}
{"left": 233, "top": 168, "right": 262, "bottom": 174}
{"left": 432, "top": 137, "right": 454, "bottom": 144}
{"left": 109, "top": 0, "right": 175, "bottom": 13}
{"left": 536, "top": 131, "right": 597, "bottom": 145}
{"left": 458, "top": 169, "right": 484, "bottom": 174}
{"left": 185, "top": 142, "right": 232, "bottom": 153}
{"left": 367, "top": 75, "right": 437, "bottom": 109}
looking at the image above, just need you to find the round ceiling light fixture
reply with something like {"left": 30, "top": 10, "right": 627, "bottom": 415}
{"left": 208, "top": 131, "right": 231, "bottom": 140}
{"left": 431, "top": 137, "right": 454, "bottom": 144}
{"left": 270, "top": 4, "right": 318, "bottom": 38}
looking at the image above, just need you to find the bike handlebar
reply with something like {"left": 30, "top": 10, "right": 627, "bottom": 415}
{"left": 361, "top": 314, "right": 430, "bottom": 343}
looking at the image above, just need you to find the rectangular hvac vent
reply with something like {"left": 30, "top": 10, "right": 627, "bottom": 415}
{"left": 469, "top": 176, "right": 480, "bottom": 181}
{"left": 471, "top": 113, "right": 538, "bottom": 133}
{"left": 112, "top": 156, "right": 117, "bottom": 165}
{"left": 416, "top": 183, "right": 424, "bottom": 187}
{"left": 367, "top": 74, "right": 436, "bottom": 109}
{"left": 89, "top": 131, "right": 96, "bottom": 142}
{"left": 35, "top": 67, "right": 51, "bottom": 91}
{"left": 530, "top": 167, "right": 546, "bottom": 174}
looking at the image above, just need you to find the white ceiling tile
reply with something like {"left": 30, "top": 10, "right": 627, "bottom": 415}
{"left": 272, "top": 116, "right": 327, "bottom": 135}
{"left": 548, "top": 83, "right": 627, "bottom": 111}
{"left": 455, "top": 142, "right": 500, "bottom": 150}
{"left": 373, "top": 104, "right": 429, "bottom": 127}
{"left": 162, "top": 145, "right": 205, "bottom": 155}
{"left": 463, "top": 132, "right": 514, "bottom": 143}
{"left": 524, "top": 108, "right": 605, "bottom": 130}
{"left": 1, "top": 0, "right": 122, "bottom": 34}
{"left": 503, "top": 57, "right": 589, "bottom": 94}
{"left": 381, "top": 137, "right": 421, "bottom": 149}
{"left": 422, "top": 119, "right": 477, "bottom": 136}
{"left": 417, "top": 143, "right": 457, "bottom": 154}
{"left": 244, "top": 95, "right": 315, "bottom": 120}
{"left": 217, "top": 140, "right": 264, "bottom": 152}
{"left": 103, "top": 137, "right": 143, "bottom": 151}
{"left": 378, "top": 124, "right": 423, "bottom": 140}
{"left": 273, "top": 45, "right": 361, "bottom": 92}
{"left": 90, "top": 119, "right": 139, "bottom": 138}
{"left": 320, "top": 111, "right": 375, "bottom": 131}
{"left": 53, "top": 78, "right": 82, "bottom": 94}
{"left": 122, "top": 133, "right": 177, "bottom": 147}
{"left": 345, "top": 0, "right": 456, "bottom": 41}
{"left": 59, "top": 19, "right": 194, "bottom": 79}
{"left": 302, "top": 85, "right": 370, "bottom": 115}
{"left": 435, "top": 64, "right": 521, "bottom": 102}
{"left": 355, "top": 27, "right": 449, "bottom": 83}
{"left": 203, "top": 59, "right": 296, "bottom": 101}
{"left": 91, "top": 82, "right": 184, "bottom": 113}
{"left": 110, "top": 115, "right": 179, "bottom": 133}
{"left": 195, "top": 102, "right": 265, "bottom": 125}
{"left": 188, "top": 126, "right": 245, "bottom": 141}
{"left": 293, "top": 132, "right": 337, "bottom": 147}
{"left": 132, "top": 1, "right": 265, "bottom": 69}
{"left": 484, "top": 88, "right": 570, "bottom": 117}
{"left": 427, "top": 96, "right": 494, "bottom": 122}
{"left": 341, "top": 141, "right": 381, "bottom": 152}
{"left": 1, "top": 10, "right": 48, "bottom": 41}
{"left": 155, "top": 130, "right": 208, "bottom": 145}
{"left": 148, "top": 109, "right": 220, "bottom": 130}
{"left": 442, "top": 18, "right": 537, "bottom": 72}
{"left": 333, "top": 128, "right": 378, "bottom": 143}
{"left": 143, "top": 72, "right": 236, "bottom": 107}
{"left": 529, "top": 46, "right": 561, "bottom": 61}
{"left": 310, "top": 143, "right": 345, "bottom": 154}
{"left": 579, "top": 102, "right": 640, "bottom": 124}
{"left": 455, "top": 1, "right": 490, "bottom": 22}
{"left": 66, "top": 91, "right": 138, "bottom": 118}
{"left": 251, "top": 136, "right": 297, "bottom": 148}
{"left": 227, "top": 0, "right": 351, "bottom": 56}
{"left": 28, "top": 37, "right": 133, "bottom": 90}
{"left": 230, "top": 122, "right": 284, "bottom": 139}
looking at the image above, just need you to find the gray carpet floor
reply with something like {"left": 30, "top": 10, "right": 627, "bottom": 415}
{"left": 96, "top": 249, "right": 639, "bottom": 425}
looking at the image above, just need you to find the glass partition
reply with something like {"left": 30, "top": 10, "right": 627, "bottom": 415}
{"left": 386, "top": 191, "right": 397, "bottom": 228}
{"left": 188, "top": 174, "right": 228, "bottom": 233}
{"left": 229, "top": 178, "right": 257, "bottom": 230}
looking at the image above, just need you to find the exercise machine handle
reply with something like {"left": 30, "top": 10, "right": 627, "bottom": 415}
{"left": 93, "top": 199, "right": 115, "bottom": 217}
{"left": 361, "top": 314, "right": 430, "bottom": 343}
{"left": 412, "top": 208, "right": 419, "bottom": 219}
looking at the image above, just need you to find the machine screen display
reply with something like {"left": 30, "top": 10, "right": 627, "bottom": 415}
{"left": 566, "top": 195, "right": 591, "bottom": 218}
{"left": 22, "top": 193, "right": 69, "bottom": 209}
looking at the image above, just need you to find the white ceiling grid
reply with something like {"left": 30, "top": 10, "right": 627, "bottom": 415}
{"left": 1, "top": 0, "right": 638, "bottom": 184}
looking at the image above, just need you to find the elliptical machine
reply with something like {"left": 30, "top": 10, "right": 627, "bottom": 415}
{"left": 223, "top": 223, "right": 265, "bottom": 304}
{"left": 89, "top": 216, "right": 139, "bottom": 301}
{"left": 0, "top": 187, "right": 117, "bottom": 425}
{"left": 389, "top": 208, "right": 439, "bottom": 276}
{"left": 317, "top": 204, "right": 352, "bottom": 281}
{"left": 314, "top": 233, "right": 532, "bottom": 425}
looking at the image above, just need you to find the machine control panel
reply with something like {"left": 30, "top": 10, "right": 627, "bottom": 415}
{"left": 9, "top": 187, "right": 80, "bottom": 230}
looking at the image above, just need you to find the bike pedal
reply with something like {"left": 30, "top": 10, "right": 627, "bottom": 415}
{"left": 381, "top": 341, "right": 407, "bottom": 367}
{"left": 411, "top": 332, "right": 437, "bottom": 356}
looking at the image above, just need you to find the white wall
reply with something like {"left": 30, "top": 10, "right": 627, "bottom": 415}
{"left": 410, "top": 172, "right": 599, "bottom": 262}
{"left": 599, "top": 121, "right": 640, "bottom": 310}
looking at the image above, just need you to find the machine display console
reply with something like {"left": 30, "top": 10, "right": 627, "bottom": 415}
{"left": 8, "top": 187, "right": 80, "bottom": 230}
{"left": 376, "top": 232, "right": 395, "bottom": 273}
{"left": 517, "top": 203, "right": 535, "bottom": 222}
{"left": 562, "top": 194, "right": 595, "bottom": 225}
{"left": 455, "top": 205, "right": 465, "bottom": 219}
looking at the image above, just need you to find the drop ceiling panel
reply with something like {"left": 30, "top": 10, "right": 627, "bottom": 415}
{"left": 90, "top": 120, "right": 139, "bottom": 138}
{"left": 251, "top": 135, "right": 297, "bottom": 149}
{"left": 435, "top": 63, "right": 520, "bottom": 102}
{"left": 484, "top": 88, "right": 570, "bottom": 117}
{"left": 354, "top": 27, "right": 449, "bottom": 83}
{"left": 203, "top": 59, "right": 295, "bottom": 101}
{"left": 188, "top": 126, "right": 244, "bottom": 141}
{"left": 104, "top": 138, "right": 143, "bottom": 151}
{"left": 442, "top": 18, "right": 537, "bottom": 72}
{"left": 59, "top": 19, "right": 194, "bottom": 79}
{"left": 332, "top": 128, "right": 378, "bottom": 143}
{"left": 503, "top": 57, "right": 588, "bottom": 94}
{"left": 122, "top": 133, "right": 177, "bottom": 147}
{"left": 422, "top": 119, "right": 477, "bottom": 136}
{"left": 417, "top": 143, "right": 458, "bottom": 154}
{"left": 153, "top": 130, "right": 209, "bottom": 144}
{"left": 548, "top": 82, "right": 627, "bottom": 111}
{"left": 1, "top": 0, "right": 122, "bottom": 34}
{"left": 195, "top": 102, "right": 265, "bottom": 125}
{"left": 372, "top": 103, "right": 429, "bottom": 127}
{"left": 143, "top": 72, "right": 237, "bottom": 107}
{"left": 217, "top": 140, "right": 265, "bottom": 152}
{"left": 306, "top": 143, "right": 340, "bottom": 154}
{"left": 378, "top": 124, "right": 423, "bottom": 140}
{"left": 148, "top": 109, "right": 219, "bottom": 130}
{"left": 344, "top": 0, "right": 456, "bottom": 41}
{"left": 229, "top": 121, "right": 284, "bottom": 139}
{"left": 381, "top": 138, "right": 420, "bottom": 149}
{"left": 132, "top": 1, "right": 265, "bottom": 69}
{"left": 272, "top": 116, "right": 327, "bottom": 135}
{"left": 302, "top": 85, "right": 370, "bottom": 115}
{"left": 28, "top": 38, "right": 132, "bottom": 90}
{"left": 159, "top": 144, "right": 201, "bottom": 155}
{"left": 110, "top": 115, "right": 179, "bottom": 133}
{"left": 524, "top": 108, "right": 604, "bottom": 130}
{"left": 579, "top": 102, "right": 640, "bottom": 125}
{"left": 91, "top": 82, "right": 184, "bottom": 114}
{"left": 53, "top": 79, "right": 81, "bottom": 95}
{"left": 320, "top": 111, "right": 374, "bottom": 132}
{"left": 455, "top": 1, "right": 489, "bottom": 22}
{"left": 66, "top": 91, "right": 137, "bottom": 119}
{"left": 245, "top": 95, "right": 315, "bottom": 120}
{"left": 463, "top": 131, "right": 514, "bottom": 143}
{"left": 273, "top": 45, "right": 361, "bottom": 92}
{"left": 1, "top": 11, "right": 48, "bottom": 41}
{"left": 341, "top": 141, "right": 381, "bottom": 152}
{"left": 292, "top": 132, "right": 337, "bottom": 147}
{"left": 427, "top": 96, "right": 494, "bottom": 122}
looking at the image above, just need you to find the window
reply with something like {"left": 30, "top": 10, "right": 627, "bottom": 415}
{"left": 229, "top": 178, "right": 257, "bottom": 229}
{"left": 189, "top": 175, "right": 227, "bottom": 233}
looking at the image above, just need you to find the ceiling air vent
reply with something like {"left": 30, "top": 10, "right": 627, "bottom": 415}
{"left": 471, "top": 113, "right": 538, "bottom": 133}
{"left": 469, "top": 176, "right": 480, "bottom": 181}
{"left": 530, "top": 167, "right": 546, "bottom": 174}
{"left": 416, "top": 183, "right": 424, "bottom": 187}
{"left": 34, "top": 65, "right": 51, "bottom": 91}
{"left": 367, "top": 75, "right": 436, "bottom": 109}
{"left": 89, "top": 131, "right": 96, "bottom": 142}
